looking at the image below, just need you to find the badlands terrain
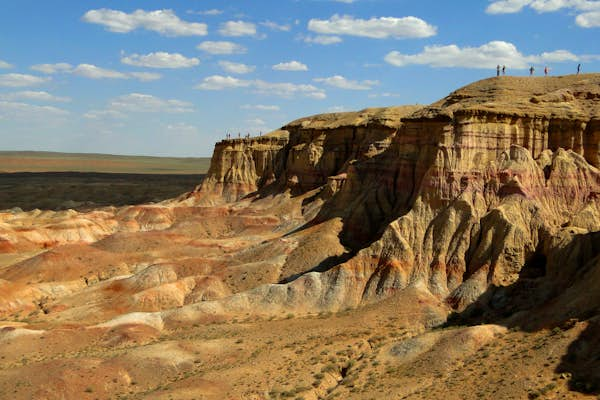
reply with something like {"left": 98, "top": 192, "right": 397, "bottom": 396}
{"left": 0, "top": 75, "right": 599, "bottom": 399}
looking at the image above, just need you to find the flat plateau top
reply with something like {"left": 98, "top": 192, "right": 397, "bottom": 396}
{"left": 415, "top": 73, "right": 600, "bottom": 120}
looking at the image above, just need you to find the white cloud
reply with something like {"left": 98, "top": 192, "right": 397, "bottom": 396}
{"left": 219, "top": 61, "right": 255, "bottom": 74}
{"left": 0, "top": 100, "right": 69, "bottom": 119}
{"left": 576, "top": 10, "right": 600, "bottom": 26}
{"left": 486, "top": 0, "right": 532, "bottom": 14}
{"left": 121, "top": 52, "right": 200, "bottom": 68}
{"left": 83, "top": 109, "right": 127, "bottom": 120}
{"left": 246, "top": 117, "right": 266, "bottom": 126}
{"left": 314, "top": 75, "right": 378, "bottom": 90}
{"left": 85, "top": 93, "right": 194, "bottom": 119}
{"left": 261, "top": 21, "right": 291, "bottom": 31}
{"left": 195, "top": 75, "right": 252, "bottom": 90}
{"left": 187, "top": 9, "right": 223, "bottom": 16}
{"left": 73, "top": 64, "right": 128, "bottom": 79}
{"left": 384, "top": 40, "right": 580, "bottom": 69}
{"left": 0, "top": 91, "right": 71, "bottom": 103}
{"left": 30, "top": 63, "right": 73, "bottom": 74}
{"left": 0, "top": 73, "right": 49, "bottom": 87}
{"left": 253, "top": 80, "right": 326, "bottom": 99}
{"left": 303, "top": 35, "right": 343, "bottom": 45}
{"left": 367, "top": 92, "right": 401, "bottom": 98}
{"left": 72, "top": 64, "right": 161, "bottom": 81}
{"left": 165, "top": 122, "right": 199, "bottom": 136}
{"left": 308, "top": 14, "right": 437, "bottom": 39}
{"left": 197, "top": 41, "right": 247, "bottom": 54}
{"left": 195, "top": 75, "right": 326, "bottom": 99}
{"left": 82, "top": 8, "right": 208, "bottom": 36}
{"left": 110, "top": 93, "right": 193, "bottom": 113}
{"left": 272, "top": 61, "right": 308, "bottom": 71}
{"left": 128, "top": 72, "right": 162, "bottom": 81}
{"left": 486, "top": 0, "right": 600, "bottom": 27}
{"left": 241, "top": 104, "right": 280, "bottom": 111}
{"left": 0, "top": 60, "right": 13, "bottom": 69}
{"left": 218, "top": 20, "right": 257, "bottom": 36}
{"left": 487, "top": 0, "right": 600, "bottom": 14}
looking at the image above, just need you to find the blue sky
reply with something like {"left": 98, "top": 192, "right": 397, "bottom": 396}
{"left": 1, "top": 0, "right": 599, "bottom": 157}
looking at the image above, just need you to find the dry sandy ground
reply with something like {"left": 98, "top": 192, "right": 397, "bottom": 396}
{"left": 0, "top": 191, "right": 595, "bottom": 400}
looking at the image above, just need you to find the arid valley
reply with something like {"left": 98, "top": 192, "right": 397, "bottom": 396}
{"left": 1, "top": 75, "right": 599, "bottom": 399}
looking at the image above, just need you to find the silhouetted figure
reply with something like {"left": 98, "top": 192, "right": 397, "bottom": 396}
{"left": 529, "top": 66, "right": 535, "bottom": 76}
{"left": 577, "top": 63, "right": 581, "bottom": 74}
{"left": 496, "top": 65, "right": 500, "bottom": 77}
{"left": 238, "top": 132, "right": 240, "bottom": 138}
{"left": 502, "top": 65, "right": 506, "bottom": 75}
{"left": 544, "top": 66, "right": 548, "bottom": 76}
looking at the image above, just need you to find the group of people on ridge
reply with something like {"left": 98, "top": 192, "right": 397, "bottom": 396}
{"left": 496, "top": 63, "right": 582, "bottom": 77}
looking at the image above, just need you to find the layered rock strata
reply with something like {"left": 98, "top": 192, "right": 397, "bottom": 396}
{"left": 195, "top": 75, "right": 600, "bottom": 314}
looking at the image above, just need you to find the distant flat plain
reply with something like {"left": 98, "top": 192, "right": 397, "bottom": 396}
{"left": 0, "top": 151, "right": 210, "bottom": 174}
{"left": 0, "top": 151, "right": 211, "bottom": 211}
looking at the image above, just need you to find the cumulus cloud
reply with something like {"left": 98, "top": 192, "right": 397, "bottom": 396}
{"left": 0, "top": 73, "right": 50, "bottom": 87}
{"left": 0, "top": 91, "right": 71, "bottom": 103}
{"left": 0, "top": 100, "right": 69, "bottom": 119}
{"left": 218, "top": 20, "right": 257, "bottom": 36}
{"left": 30, "top": 63, "right": 73, "bottom": 74}
{"left": 73, "top": 64, "right": 128, "bottom": 79}
{"left": 187, "top": 9, "right": 223, "bottom": 16}
{"left": 195, "top": 75, "right": 252, "bottom": 90}
{"left": 128, "top": 72, "right": 162, "bottom": 81}
{"left": 314, "top": 75, "right": 378, "bottom": 90}
{"left": 195, "top": 75, "right": 326, "bottom": 99}
{"left": 219, "top": 61, "right": 255, "bottom": 74}
{"left": 486, "top": 0, "right": 532, "bottom": 14}
{"left": 261, "top": 21, "right": 291, "bottom": 31}
{"left": 0, "top": 60, "right": 13, "bottom": 69}
{"left": 272, "top": 61, "right": 308, "bottom": 71}
{"left": 303, "top": 35, "right": 343, "bottom": 45}
{"left": 196, "top": 41, "right": 247, "bottom": 54}
{"left": 486, "top": 0, "right": 600, "bottom": 27}
{"left": 165, "top": 122, "right": 199, "bottom": 136}
{"left": 241, "top": 104, "right": 280, "bottom": 111}
{"left": 72, "top": 64, "right": 161, "bottom": 81}
{"left": 384, "top": 40, "right": 580, "bottom": 69}
{"left": 487, "top": 0, "right": 600, "bottom": 14}
{"left": 246, "top": 117, "right": 266, "bottom": 126}
{"left": 85, "top": 93, "right": 194, "bottom": 119}
{"left": 576, "top": 10, "right": 600, "bottom": 26}
{"left": 83, "top": 109, "right": 127, "bottom": 120}
{"left": 121, "top": 52, "right": 199, "bottom": 68}
{"left": 253, "top": 80, "right": 326, "bottom": 99}
{"left": 308, "top": 14, "right": 437, "bottom": 39}
{"left": 82, "top": 8, "right": 208, "bottom": 36}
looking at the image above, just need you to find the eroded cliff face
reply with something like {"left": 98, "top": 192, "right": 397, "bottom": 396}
{"left": 195, "top": 75, "right": 600, "bottom": 314}
{"left": 193, "top": 131, "right": 289, "bottom": 204}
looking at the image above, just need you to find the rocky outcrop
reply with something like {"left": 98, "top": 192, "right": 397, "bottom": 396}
{"left": 195, "top": 74, "right": 600, "bottom": 313}
{"left": 193, "top": 131, "right": 289, "bottom": 204}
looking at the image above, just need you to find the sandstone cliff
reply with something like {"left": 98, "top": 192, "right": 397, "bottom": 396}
{"left": 195, "top": 74, "right": 600, "bottom": 314}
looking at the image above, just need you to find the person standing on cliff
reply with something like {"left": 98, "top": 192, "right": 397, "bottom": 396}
{"left": 529, "top": 66, "right": 535, "bottom": 76}
{"left": 544, "top": 66, "right": 548, "bottom": 76}
{"left": 577, "top": 63, "right": 581, "bottom": 74}
{"left": 497, "top": 65, "right": 500, "bottom": 77}
{"left": 502, "top": 65, "right": 506, "bottom": 75}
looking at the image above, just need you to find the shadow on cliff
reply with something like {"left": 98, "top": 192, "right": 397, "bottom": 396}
{"left": 444, "top": 230, "right": 600, "bottom": 394}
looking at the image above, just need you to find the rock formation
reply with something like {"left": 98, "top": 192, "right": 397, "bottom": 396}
{"left": 193, "top": 75, "right": 599, "bottom": 317}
